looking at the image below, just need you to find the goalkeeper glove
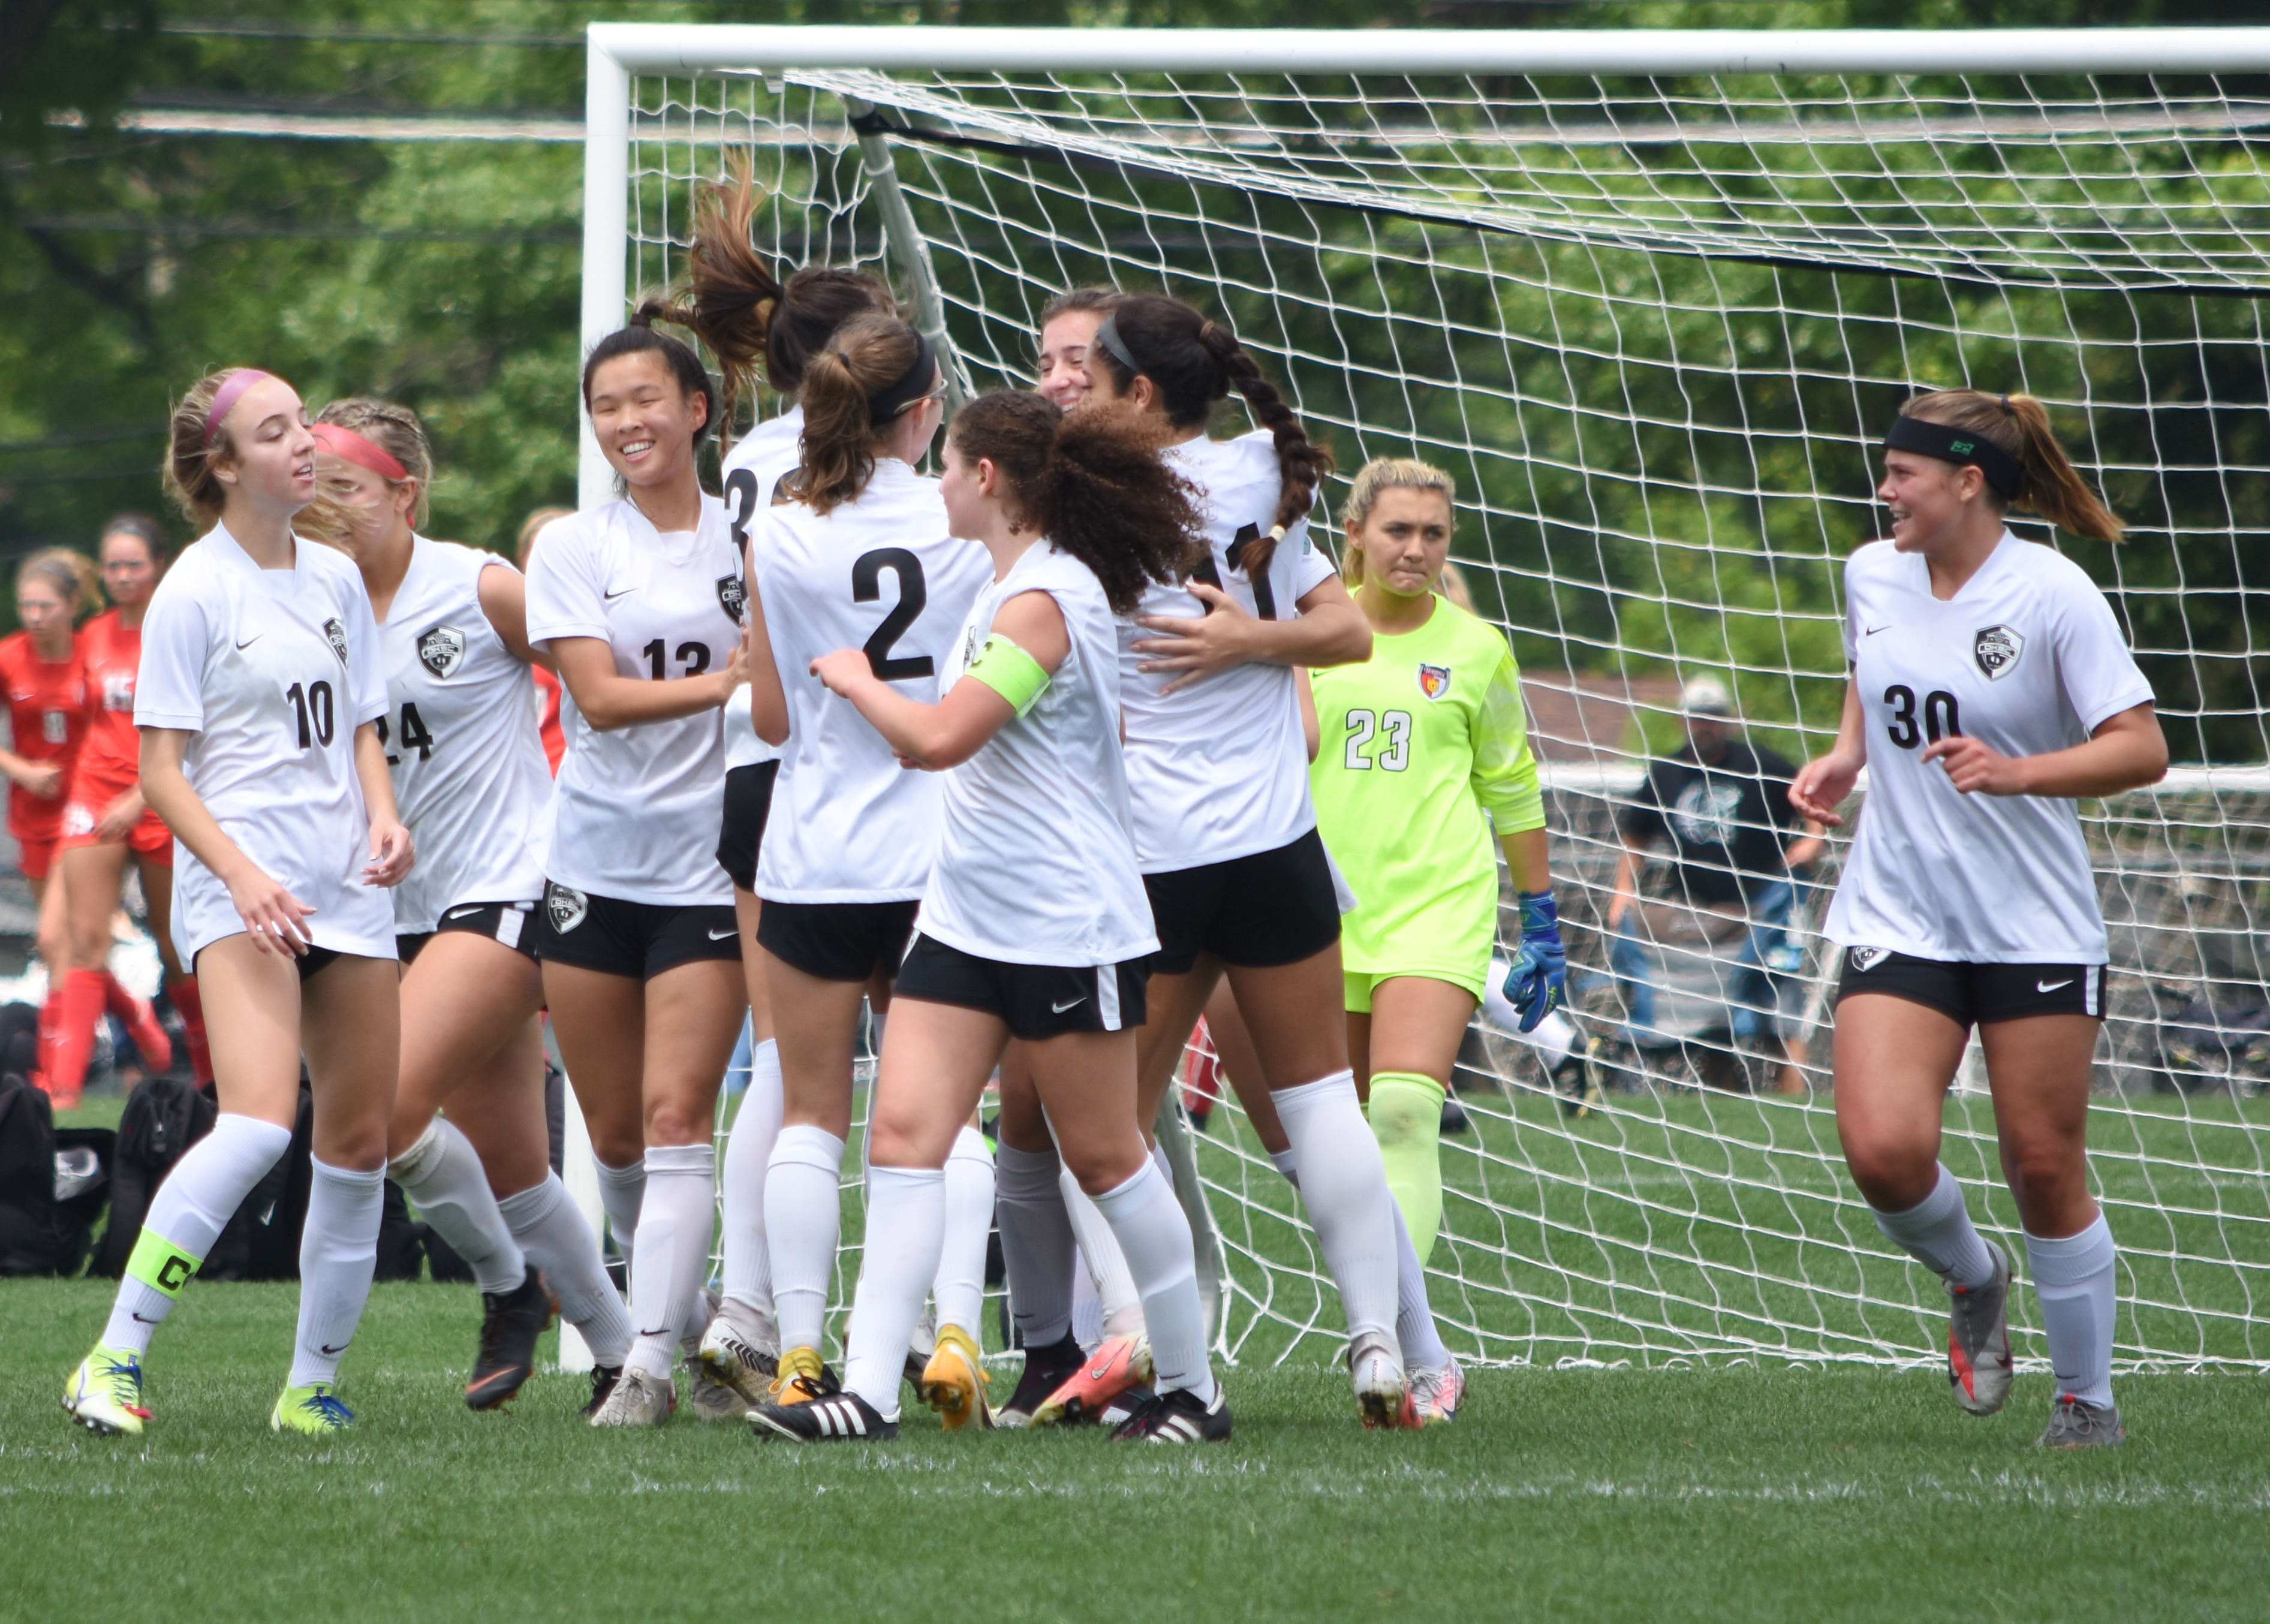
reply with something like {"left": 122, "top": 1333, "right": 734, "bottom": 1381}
{"left": 1501, "top": 890, "right": 1566, "bottom": 1033}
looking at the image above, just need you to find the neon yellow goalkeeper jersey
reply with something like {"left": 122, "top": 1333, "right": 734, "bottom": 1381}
{"left": 1309, "top": 592, "right": 1545, "bottom": 990}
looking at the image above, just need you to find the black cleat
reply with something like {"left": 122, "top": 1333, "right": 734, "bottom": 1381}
{"left": 465, "top": 1264, "right": 552, "bottom": 1411}
{"left": 1109, "top": 1382, "right": 1232, "bottom": 1444}
{"left": 748, "top": 1388, "right": 897, "bottom": 1444}
{"left": 993, "top": 1333, "right": 1089, "bottom": 1429}
{"left": 1439, "top": 1094, "right": 1471, "bottom": 1135}
{"left": 580, "top": 1364, "right": 624, "bottom": 1420}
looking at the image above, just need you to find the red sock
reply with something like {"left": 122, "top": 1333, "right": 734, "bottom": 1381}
{"left": 101, "top": 971, "right": 173, "bottom": 1075}
{"left": 166, "top": 975, "right": 212, "bottom": 1086}
{"left": 41, "top": 969, "right": 109, "bottom": 1103}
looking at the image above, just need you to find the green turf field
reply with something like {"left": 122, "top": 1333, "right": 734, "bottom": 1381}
{"left": 5, "top": 1279, "right": 2266, "bottom": 1623}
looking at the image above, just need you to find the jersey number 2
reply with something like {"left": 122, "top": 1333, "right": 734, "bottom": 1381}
{"left": 853, "top": 549, "right": 934, "bottom": 680}
{"left": 376, "top": 703, "right": 433, "bottom": 765}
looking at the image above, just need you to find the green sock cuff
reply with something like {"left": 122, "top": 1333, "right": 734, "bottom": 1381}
{"left": 125, "top": 1227, "right": 202, "bottom": 1299}
{"left": 1368, "top": 1071, "right": 1447, "bottom": 1110}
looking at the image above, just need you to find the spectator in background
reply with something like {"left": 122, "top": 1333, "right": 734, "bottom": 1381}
{"left": 1608, "top": 676, "right": 1825, "bottom": 1094}
{"left": 516, "top": 507, "right": 573, "bottom": 775}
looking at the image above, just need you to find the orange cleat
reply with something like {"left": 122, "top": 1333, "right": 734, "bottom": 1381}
{"left": 1031, "top": 1333, "right": 1152, "bottom": 1427}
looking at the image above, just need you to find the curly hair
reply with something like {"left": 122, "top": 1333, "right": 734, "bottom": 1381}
{"left": 1088, "top": 293, "right": 1330, "bottom": 579}
{"left": 1898, "top": 389, "right": 2123, "bottom": 542}
{"left": 949, "top": 390, "right": 1200, "bottom": 616}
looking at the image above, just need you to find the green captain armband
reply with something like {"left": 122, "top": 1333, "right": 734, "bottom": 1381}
{"left": 126, "top": 1227, "right": 203, "bottom": 1299}
{"left": 967, "top": 634, "right": 1051, "bottom": 718}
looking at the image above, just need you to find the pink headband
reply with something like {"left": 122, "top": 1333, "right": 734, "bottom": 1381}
{"left": 311, "top": 422, "right": 409, "bottom": 481}
{"left": 202, "top": 369, "right": 275, "bottom": 446}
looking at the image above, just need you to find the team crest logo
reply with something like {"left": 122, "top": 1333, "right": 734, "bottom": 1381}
{"left": 545, "top": 882, "right": 588, "bottom": 935}
{"left": 716, "top": 574, "right": 747, "bottom": 625}
{"left": 1848, "top": 947, "right": 1892, "bottom": 973}
{"left": 417, "top": 624, "right": 466, "bottom": 680}
{"left": 322, "top": 617, "right": 350, "bottom": 668}
{"left": 1417, "top": 663, "right": 1452, "bottom": 701}
{"left": 1973, "top": 624, "right": 2024, "bottom": 681}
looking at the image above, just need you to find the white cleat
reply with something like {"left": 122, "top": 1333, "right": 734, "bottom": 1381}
{"left": 588, "top": 1366, "right": 676, "bottom": 1427}
{"left": 1348, "top": 1330, "right": 1408, "bottom": 1430}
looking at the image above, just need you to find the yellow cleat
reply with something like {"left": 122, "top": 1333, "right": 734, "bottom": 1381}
{"left": 767, "top": 1345, "right": 836, "bottom": 1407}
{"left": 918, "top": 1324, "right": 992, "bottom": 1431}
{"left": 63, "top": 1345, "right": 150, "bottom": 1437}
{"left": 270, "top": 1382, "right": 354, "bottom": 1435}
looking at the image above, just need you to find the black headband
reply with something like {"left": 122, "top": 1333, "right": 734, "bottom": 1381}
{"left": 1092, "top": 314, "right": 1139, "bottom": 375}
{"left": 863, "top": 331, "right": 939, "bottom": 425}
{"left": 1883, "top": 414, "right": 2025, "bottom": 500}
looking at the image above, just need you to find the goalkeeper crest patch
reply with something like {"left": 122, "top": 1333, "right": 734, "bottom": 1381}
{"left": 1417, "top": 662, "right": 1452, "bottom": 701}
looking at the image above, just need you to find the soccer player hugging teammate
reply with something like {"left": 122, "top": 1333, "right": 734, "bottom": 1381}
{"left": 1000, "top": 293, "right": 1414, "bottom": 1429}
{"left": 740, "top": 314, "right": 992, "bottom": 1415}
{"left": 525, "top": 315, "right": 755, "bottom": 1428}
{"left": 311, "top": 399, "right": 629, "bottom": 1414}
{"left": 1308, "top": 457, "right": 1564, "bottom": 1428}
{"left": 644, "top": 166, "right": 902, "bottom": 1412}
{"left": 750, "top": 388, "right": 1223, "bottom": 1444}
{"left": 1790, "top": 390, "right": 2167, "bottom": 1449}
{"left": 46, "top": 521, "right": 194, "bottom": 1111}
{"left": 65, "top": 369, "right": 414, "bottom": 1438}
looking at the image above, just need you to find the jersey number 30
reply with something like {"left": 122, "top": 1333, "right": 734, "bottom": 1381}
{"left": 1884, "top": 684, "right": 1960, "bottom": 751}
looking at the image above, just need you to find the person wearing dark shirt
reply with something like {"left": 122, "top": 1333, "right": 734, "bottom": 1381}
{"left": 1609, "top": 677, "right": 1825, "bottom": 1093}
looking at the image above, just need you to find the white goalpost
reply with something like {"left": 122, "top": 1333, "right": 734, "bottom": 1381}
{"left": 575, "top": 23, "right": 2270, "bottom": 1375}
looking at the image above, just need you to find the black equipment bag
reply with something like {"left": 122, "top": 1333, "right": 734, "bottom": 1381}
{"left": 91, "top": 1072, "right": 218, "bottom": 1277}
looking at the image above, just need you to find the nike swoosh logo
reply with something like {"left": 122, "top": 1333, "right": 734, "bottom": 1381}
{"left": 236, "top": 636, "right": 261, "bottom": 649}
{"left": 1051, "top": 996, "right": 1087, "bottom": 1014}
{"left": 637, "top": 1328, "right": 673, "bottom": 1339}
{"left": 1864, "top": 625, "right": 1889, "bottom": 637}
{"left": 319, "top": 1342, "right": 349, "bottom": 1356}
{"left": 131, "top": 1312, "right": 160, "bottom": 1324}
{"left": 708, "top": 927, "right": 736, "bottom": 941}
{"left": 446, "top": 905, "right": 484, "bottom": 920}
{"left": 604, "top": 587, "right": 636, "bottom": 600}
{"left": 2037, "top": 978, "right": 2073, "bottom": 993}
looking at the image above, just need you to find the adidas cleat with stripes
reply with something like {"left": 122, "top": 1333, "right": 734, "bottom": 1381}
{"left": 1947, "top": 1244, "right": 2014, "bottom": 1417}
{"left": 1109, "top": 1383, "right": 1232, "bottom": 1444}
{"left": 749, "top": 1388, "right": 897, "bottom": 1444}
{"left": 63, "top": 1345, "right": 151, "bottom": 1436}
{"left": 270, "top": 1382, "right": 354, "bottom": 1435}
{"left": 1032, "top": 1332, "right": 1152, "bottom": 1427}
{"left": 918, "top": 1324, "right": 991, "bottom": 1431}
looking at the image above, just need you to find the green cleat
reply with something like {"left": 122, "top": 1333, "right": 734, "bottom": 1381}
{"left": 270, "top": 1382, "right": 354, "bottom": 1435}
{"left": 64, "top": 1345, "right": 152, "bottom": 1437}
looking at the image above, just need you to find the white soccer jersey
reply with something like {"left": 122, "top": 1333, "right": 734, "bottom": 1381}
{"left": 1825, "top": 532, "right": 2155, "bottom": 963}
{"left": 923, "top": 544, "right": 1158, "bottom": 968}
{"left": 380, "top": 537, "right": 553, "bottom": 934}
{"left": 718, "top": 408, "right": 801, "bottom": 772}
{"left": 754, "top": 459, "right": 992, "bottom": 903}
{"left": 135, "top": 523, "right": 395, "bottom": 963}
{"left": 1119, "top": 430, "right": 1339, "bottom": 872}
{"left": 523, "top": 496, "right": 743, "bottom": 907}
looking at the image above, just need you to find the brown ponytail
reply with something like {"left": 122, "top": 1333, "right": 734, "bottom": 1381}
{"left": 788, "top": 314, "right": 931, "bottom": 517}
{"left": 1089, "top": 294, "right": 1331, "bottom": 579}
{"left": 1899, "top": 390, "right": 2123, "bottom": 543}
{"left": 949, "top": 390, "right": 1200, "bottom": 616}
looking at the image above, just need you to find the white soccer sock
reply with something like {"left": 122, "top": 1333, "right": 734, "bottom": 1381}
{"left": 995, "top": 1142, "right": 1077, "bottom": 1348}
{"left": 841, "top": 1165, "right": 946, "bottom": 1417}
{"left": 719, "top": 1038, "right": 783, "bottom": 1332}
{"left": 102, "top": 1113, "right": 291, "bottom": 1356}
{"left": 766, "top": 1123, "right": 845, "bottom": 1355}
{"left": 498, "top": 1173, "right": 632, "bottom": 1367}
{"left": 1060, "top": 1163, "right": 1145, "bottom": 1339}
{"left": 1089, "top": 1159, "right": 1214, "bottom": 1402}
{"left": 1268, "top": 1138, "right": 1452, "bottom": 1376}
{"left": 621, "top": 1143, "right": 715, "bottom": 1381}
{"left": 1270, "top": 1147, "right": 1299, "bottom": 1184}
{"left": 1150, "top": 1138, "right": 1175, "bottom": 1190}
{"left": 1872, "top": 1164, "right": 1997, "bottom": 1289}
{"left": 388, "top": 1118, "right": 526, "bottom": 1297}
{"left": 1271, "top": 1069, "right": 1399, "bottom": 1345}
{"left": 592, "top": 1155, "right": 646, "bottom": 1276}
{"left": 288, "top": 1158, "right": 384, "bottom": 1388}
{"left": 934, "top": 1125, "right": 995, "bottom": 1337}
{"left": 2026, "top": 1215, "right": 2118, "bottom": 1409}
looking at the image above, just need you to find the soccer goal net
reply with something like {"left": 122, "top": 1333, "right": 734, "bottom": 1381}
{"left": 584, "top": 25, "right": 2270, "bottom": 1373}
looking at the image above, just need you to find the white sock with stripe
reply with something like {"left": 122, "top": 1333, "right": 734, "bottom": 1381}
{"left": 1060, "top": 1163, "right": 1146, "bottom": 1339}
{"left": 841, "top": 1164, "right": 946, "bottom": 1417}
{"left": 101, "top": 1113, "right": 292, "bottom": 1356}
{"left": 766, "top": 1123, "right": 846, "bottom": 1355}
{"left": 1871, "top": 1164, "right": 1997, "bottom": 1290}
{"left": 498, "top": 1173, "right": 632, "bottom": 1367}
{"left": 1271, "top": 1069, "right": 1401, "bottom": 1345}
{"left": 994, "top": 1142, "right": 1076, "bottom": 1348}
{"left": 934, "top": 1125, "right": 995, "bottom": 1337}
{"left": 719, "top": 1037, "right": 784, "bottom": 1335}
{"left": 1089, "top": 1158, "right": 1215, "bottom": 1403}
{"left": 592, "top": 1155, "right": 645, "bottom": 1276}
{"left": 387, "top": 1117, "right": 526, "bottom": 1297}
{"left": 621, "top": 1143, "right": 715, "bottom": 1382}
{"left": 2026, "top": 1215, "right": 2118, "bottom": 1409}
{"left": 288, "top": 1158, "right": 384, "bottom": 1388}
